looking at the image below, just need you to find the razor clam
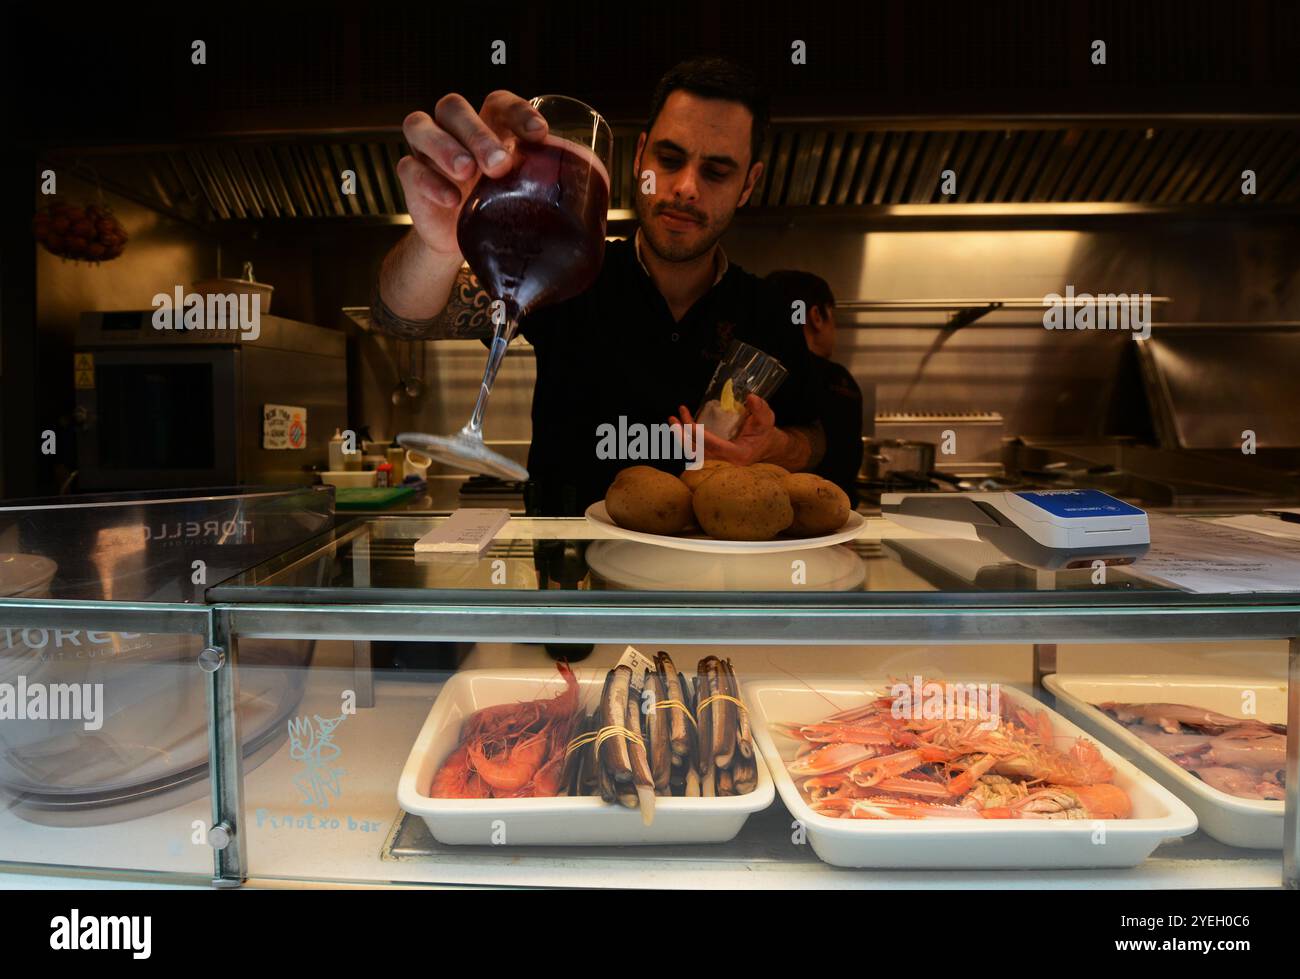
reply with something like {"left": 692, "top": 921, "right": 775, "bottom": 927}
{"left": 723, "top": 658, "right": 753, "bottom": 761}
{"left": 646, "top": 673, "right": 672, "bottom": 792}
{"left": 695, "top": 663, "right": 713, "bottom": 779}
{"left": 705, "top": 657, "right": 736, "bottom": 770}
{"left": 597, "top": 746, "right": 618, "bottom": 804}
{"left": 655, "top": 651, "right": 691, "bottom": 760}
{"left": 564, "top": 712, "right": 594, "bottom": 797}
{"left": 732, "top": 755, "right": 757, "bottom": 794}
{"left": 601, "top": 665, "right": 634, "bottom": 783}
{"left": 626, "top": 692, "right": 657, "bottom": 824}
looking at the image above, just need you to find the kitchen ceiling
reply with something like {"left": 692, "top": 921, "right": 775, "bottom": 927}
{"left": 46, "top": 120, "right": 1300, "bottom": 224}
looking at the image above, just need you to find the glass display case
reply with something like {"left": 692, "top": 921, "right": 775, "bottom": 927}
{"left": 0, "top": 487, "right": 328, "bottom": 885}
{"left": 2, "top": 512, "right": 1297, "bottom": 889}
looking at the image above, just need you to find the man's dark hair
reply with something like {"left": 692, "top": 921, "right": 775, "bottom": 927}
{"left": 765, "top": 270, "right": 836, "bottom": 320}
{"left": 646, "top": 57, "right": 769, "bottom": 166}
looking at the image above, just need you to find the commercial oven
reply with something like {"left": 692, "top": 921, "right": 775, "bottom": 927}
{"left": 73, "top": 311, "right": 347, "bottom": 490}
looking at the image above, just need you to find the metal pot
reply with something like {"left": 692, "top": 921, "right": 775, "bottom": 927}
{"left": 862, "top": 438, "right": 936, "bottom": 481}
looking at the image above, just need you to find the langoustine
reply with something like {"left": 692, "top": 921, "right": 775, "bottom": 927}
{"left": 775, "top": 680, "right": 1132, "bottom": 820}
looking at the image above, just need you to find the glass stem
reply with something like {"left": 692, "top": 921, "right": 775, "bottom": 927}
{"left": 465, "top": 316, "right": 518, "bottom": 437}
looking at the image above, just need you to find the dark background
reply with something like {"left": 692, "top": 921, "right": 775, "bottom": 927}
{"left": 6, "top": 0, "right": 1300, "bottom": 144}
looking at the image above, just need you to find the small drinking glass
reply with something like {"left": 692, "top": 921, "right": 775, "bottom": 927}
{"left": 696, "top": 340, "right": 789, "bottom": 440}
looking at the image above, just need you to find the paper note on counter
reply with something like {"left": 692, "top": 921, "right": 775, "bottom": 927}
{"left": 1208, "top": 514, "right": 1300, "bottom": 541}
{"left": 414, "top": 508, "right": 511, "bottom": 554}
{"left": 1126, "top": 514, "right": 1300, "bottom": 593}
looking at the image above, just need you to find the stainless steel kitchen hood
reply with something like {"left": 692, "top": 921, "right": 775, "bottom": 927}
{"left": 44, "top": 117, "right": 1300, "bottom": 225}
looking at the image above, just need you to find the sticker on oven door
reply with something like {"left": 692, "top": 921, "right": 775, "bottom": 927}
{"left": 74, "top": 352, "right": 95, "bottom": 389}
{"left": 263, "top": 403, "right": 307, "bottom": 449}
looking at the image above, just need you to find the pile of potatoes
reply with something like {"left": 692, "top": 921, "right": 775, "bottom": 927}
{"left": 604, "top": 461, "right": 851, "bottom": 541}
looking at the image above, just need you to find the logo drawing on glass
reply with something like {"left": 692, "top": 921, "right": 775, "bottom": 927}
{"left": 288, "top": 714, "right": 347, "bottom": 809}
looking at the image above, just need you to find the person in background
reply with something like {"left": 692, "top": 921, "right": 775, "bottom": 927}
{"left": 764, "top": 270, "right": 863, "bottom": 505}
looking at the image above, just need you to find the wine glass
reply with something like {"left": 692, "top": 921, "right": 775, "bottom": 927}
{"left": 399, "top": 95, "right": 613, "bottom": 481}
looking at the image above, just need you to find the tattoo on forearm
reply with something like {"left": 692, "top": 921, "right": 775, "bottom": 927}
{"left": 370, "top": 266, "right": 495, "bottom": 341}
{"left": 434, "top": 266, "right": 495, "bottom": 339}
{"left": 369, "top": 287, "right": 438, "bottom": 340}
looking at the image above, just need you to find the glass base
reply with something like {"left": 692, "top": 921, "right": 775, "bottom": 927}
{"left": 397, "top": 431, "right": 529, "bottom": 482}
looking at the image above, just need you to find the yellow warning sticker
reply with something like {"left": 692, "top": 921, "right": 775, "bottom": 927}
{"left": 74, "top": 352, "right": 94, "bottom": 371}
{"left": 75, "top": 369, "right": 95, "bottom": 390}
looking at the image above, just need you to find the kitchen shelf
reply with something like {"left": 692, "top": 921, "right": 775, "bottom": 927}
{"left": 837, "top": 296, "right": 1172, "bottom": 329}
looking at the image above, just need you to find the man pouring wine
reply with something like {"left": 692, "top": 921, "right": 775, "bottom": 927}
{"left": 372, "top": 57, "right": 826, "bottom": 515}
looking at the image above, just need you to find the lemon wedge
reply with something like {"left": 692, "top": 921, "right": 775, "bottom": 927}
{"left": 720, "top": 378, "right": 741, "bottom": 413}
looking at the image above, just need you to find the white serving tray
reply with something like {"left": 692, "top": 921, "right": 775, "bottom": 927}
{"left": 1043, "top": 673, "right": 1285, "bottom": 850}
{"left": 745, "top": 678, "right": 1196, "bottom": 869}
{"left": 398, "top": 669, "right": 774, "bottom": 846}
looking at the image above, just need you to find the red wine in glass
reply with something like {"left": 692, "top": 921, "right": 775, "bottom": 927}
{"left": 400, "top": 97, "right": 612, "bottom": 482}
{"left": 457, "top": 135, "right": 610, "bottom": 324}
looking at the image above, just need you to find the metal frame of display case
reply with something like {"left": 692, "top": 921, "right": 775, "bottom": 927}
{"left": 2, "top": 594, "right": 1298, "bottom": 890}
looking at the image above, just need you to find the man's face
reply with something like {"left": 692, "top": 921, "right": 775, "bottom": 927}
{"left": 633, "top": 91, "right": 763, "bottom": 263}
{"left": 807, "top": 303, "right": 836, "bottom": 358}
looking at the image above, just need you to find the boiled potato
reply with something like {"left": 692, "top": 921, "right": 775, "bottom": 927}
{"left": 748, "top": 463, "right": 791, "bottom": 479}
{"left": 605, "top": 465, "right": 694, "bottom": 535}
{"left": 679, "top": 458, "right": 732, "bottom": 492}
{"left": 782, "top": 473, "right": 851, "bottom": 536}
{"left": 692, "top": 467, "right": 794, "bottom": 541}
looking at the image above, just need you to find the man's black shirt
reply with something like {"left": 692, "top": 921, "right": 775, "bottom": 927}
{"left": 518, "top": 236, "right": 820, "bottom": 515}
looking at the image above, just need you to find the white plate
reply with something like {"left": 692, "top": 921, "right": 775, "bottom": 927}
{"left": 586, "top": 539, "right": 866, "bottom": 591}
{"left": 585, "top": 501, "right": 866, "bottom": 554}
{"left": 398, "top": 668, "right": 774, "bottom": 846}
{"left": 744, "top": 678, "right": 1197, "bottom": 869}
{"left": 1043, "top": 673, "right": 1284, "bottom": 849}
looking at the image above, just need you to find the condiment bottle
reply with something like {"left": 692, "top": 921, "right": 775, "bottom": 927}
{"left": 387, "top": 446, "right": 405, "bottom": 476}
{"left": 328, "top": 428, "right": 346, "bottom": 471}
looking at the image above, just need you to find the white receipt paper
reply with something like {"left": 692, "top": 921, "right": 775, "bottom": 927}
{"left": 1126, "top": 514, "right": 1300, "bottom": 593}
{"left": 414, "top": 508, "right": 511, "bottom": 554}
{"left": 1208, "top": 514, "right": 1300, "bottom": 542}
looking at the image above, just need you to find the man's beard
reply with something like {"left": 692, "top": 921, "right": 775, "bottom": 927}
{"left": 635, "top": 195, "right": 734, "bottom": 263}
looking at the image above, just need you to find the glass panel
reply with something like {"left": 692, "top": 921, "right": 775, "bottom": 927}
{"left": 0, "top": 622, "right": 215, "bottom": 879}
{"left": 0, "top": 486, "right": 334, "bottom": 603}
{"left": 211, "top": 513, "right": 1300, "bottom": 605}
{"left": 0, "top": 485, "right": 336, "bottom": 882}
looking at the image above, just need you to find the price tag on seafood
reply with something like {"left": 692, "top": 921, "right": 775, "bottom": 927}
{"left": 616, "top": 645, "right": 656, "bottom": 689}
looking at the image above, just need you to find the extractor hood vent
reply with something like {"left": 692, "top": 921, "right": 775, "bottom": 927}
{"left": 748, "top": 124, "right": 1300, "bottom": 207}
{"left": 49, "top": 121, "right": 1300, "bottom": 223}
